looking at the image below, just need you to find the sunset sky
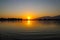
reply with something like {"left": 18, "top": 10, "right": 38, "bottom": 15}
{"left": 0, "top": 0, "right": 60, "bottom": 19}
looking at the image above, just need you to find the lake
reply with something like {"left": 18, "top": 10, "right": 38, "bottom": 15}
{"left": 0, "top": 20, "right": 60, "bottom": 40}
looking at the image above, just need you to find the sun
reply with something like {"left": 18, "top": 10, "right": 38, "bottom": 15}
{"left": 27, "top": 16, "right": 30, "bottom": 20}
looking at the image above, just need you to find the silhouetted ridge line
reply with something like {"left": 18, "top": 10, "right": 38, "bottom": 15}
{"left": 34, "top": 15, "right": 60, "bottom": 21}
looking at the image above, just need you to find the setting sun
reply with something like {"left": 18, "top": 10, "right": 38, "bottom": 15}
{"left": 27, "top": 17, "right": 31, "bottom": 20}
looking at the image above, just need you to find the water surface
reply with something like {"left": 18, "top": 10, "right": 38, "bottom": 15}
{"left": 0, "top": 21, "right": 60, "bottom": 40}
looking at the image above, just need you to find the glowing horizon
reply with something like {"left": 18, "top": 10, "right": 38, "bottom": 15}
{"left": 0, "top": 0, "right": 60, "bottom": 19}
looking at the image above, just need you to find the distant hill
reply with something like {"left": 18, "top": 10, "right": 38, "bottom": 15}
{"left": 35, "top": 15, "right": 60, "bottom": 21}
{"left": 52, "top": 15, "right": 60, "bottom": 19}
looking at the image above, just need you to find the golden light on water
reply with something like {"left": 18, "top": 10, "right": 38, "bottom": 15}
{"left": 27, "top": 20, "right": 30, "bottom": 25}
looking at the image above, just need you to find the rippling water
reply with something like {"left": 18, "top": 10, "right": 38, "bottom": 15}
{"left": 0, "top": 21, "right": 60, "bottom": 40}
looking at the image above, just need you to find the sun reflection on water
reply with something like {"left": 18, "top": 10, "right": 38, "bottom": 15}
{"left": 27, "top": 20, "right": 30, "bottom": 25}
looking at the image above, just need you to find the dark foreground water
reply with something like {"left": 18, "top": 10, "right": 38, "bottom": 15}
{"left": 0, "top": 21, "right": 60, "bottom": 40}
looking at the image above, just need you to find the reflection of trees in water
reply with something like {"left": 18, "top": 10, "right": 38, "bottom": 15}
{"left": 0, "top": 20, "right": 22, "bottom": 23}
